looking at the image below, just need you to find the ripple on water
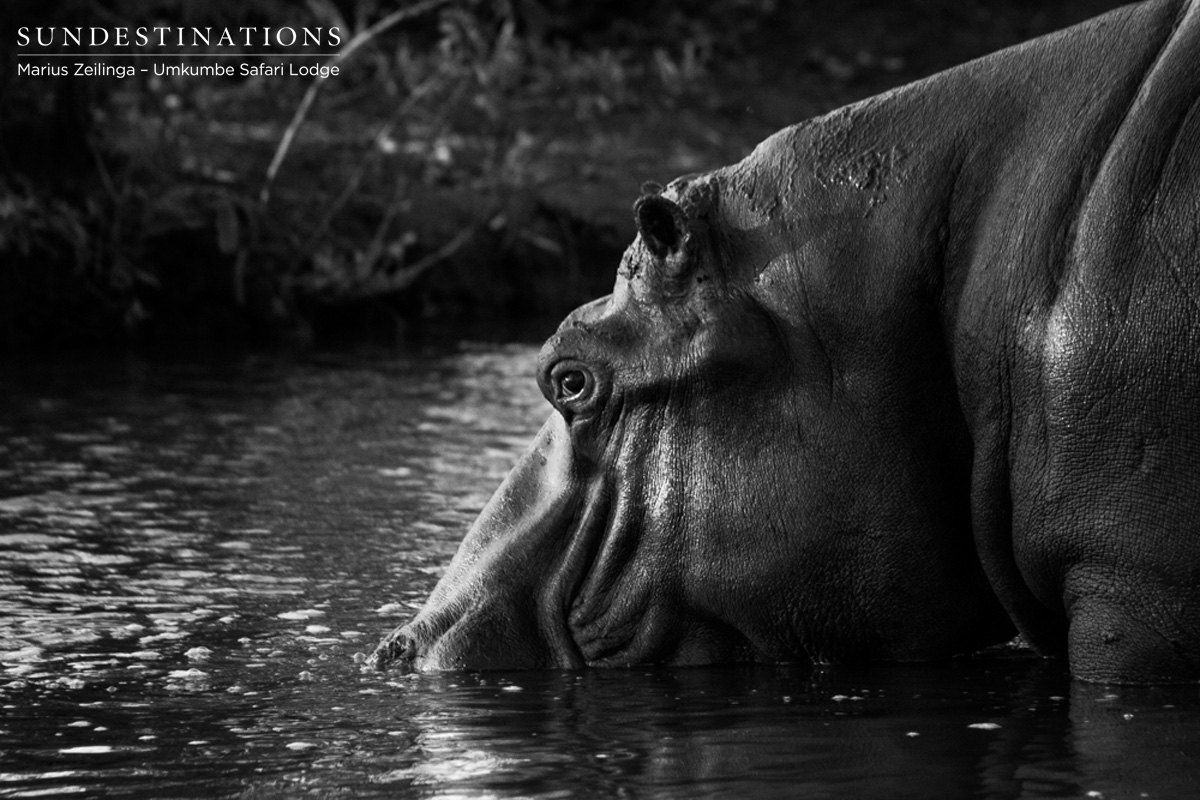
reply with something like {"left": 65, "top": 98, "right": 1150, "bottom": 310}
{"left": 1, "top": 347, "right": 545, "bottom": 779}
{"left": 9, "top": 347, "right": 1182, "bottom": 800}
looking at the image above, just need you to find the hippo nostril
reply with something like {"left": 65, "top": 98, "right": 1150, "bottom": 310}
{"left": 366, "top": 628, "right": 418, "bottom": 672}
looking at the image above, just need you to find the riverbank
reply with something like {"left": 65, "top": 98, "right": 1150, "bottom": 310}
{"left": 0, "top": 0, "right": 1124, "bottom": 351}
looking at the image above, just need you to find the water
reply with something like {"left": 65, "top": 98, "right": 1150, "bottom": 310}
{"left": 1, "top": 344, "right": 1199, "bottom": 799}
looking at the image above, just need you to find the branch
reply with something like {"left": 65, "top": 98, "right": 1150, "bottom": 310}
{"left": 259, "top": 0, "right": 457, "bottom": 204}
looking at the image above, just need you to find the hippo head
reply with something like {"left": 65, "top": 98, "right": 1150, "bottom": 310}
{"left": 372, "top": 165, "right": 1013, "bottom": 672}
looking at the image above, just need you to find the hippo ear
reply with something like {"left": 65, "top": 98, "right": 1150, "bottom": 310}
{"left": 634, "top": 195, "right": 687, "bottom": 259}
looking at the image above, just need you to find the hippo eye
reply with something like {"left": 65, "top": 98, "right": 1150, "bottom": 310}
{"left": 557, "top": 369, "right": 588, "bottom": 400}
{"left": 540, "top": 359, "right": 603, "bottom": 419}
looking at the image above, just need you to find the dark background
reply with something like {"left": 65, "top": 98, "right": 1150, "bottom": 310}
{"left": 0, "top": 0, "right": 1129, "bottom": 351}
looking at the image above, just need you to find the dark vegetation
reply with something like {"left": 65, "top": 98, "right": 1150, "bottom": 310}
{"left": 0, "top": 0, "right": 1127, "bottom": 351}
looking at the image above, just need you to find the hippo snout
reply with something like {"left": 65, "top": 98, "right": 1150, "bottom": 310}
{"left": 366, "top": 626, "right": 418, "bottom": 672}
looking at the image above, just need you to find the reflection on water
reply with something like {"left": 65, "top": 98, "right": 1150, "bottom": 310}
{"left": 1, "top": 345, "right": 1199, "bottom": 798}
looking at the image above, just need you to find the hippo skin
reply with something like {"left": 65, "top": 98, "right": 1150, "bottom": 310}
{"left": 373, "top": 0, "right": 1200, "bottom": 683}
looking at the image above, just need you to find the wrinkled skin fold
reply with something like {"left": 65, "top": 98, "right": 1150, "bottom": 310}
{"left": 372, "top": 0, "right": 1200, "bottom": 683}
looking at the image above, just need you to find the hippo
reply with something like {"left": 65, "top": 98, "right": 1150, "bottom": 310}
{"left": 372, "top": 0, "right": 1200, "bottom": 683}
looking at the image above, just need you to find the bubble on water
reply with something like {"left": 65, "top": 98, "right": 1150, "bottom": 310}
{"left": 67, "top": 721, "right": 91, "bottom": 728}
{"left": 184, "top": 647, "right": 212, "bottom": 662}
{"left": 968, "top": 722, "right": 1001, "bottom": 730}
{"left": 501, "top": 685, "right": 523, "bottom": 692}
{"left": 305, "top": 625, "right": 330, "bottom": 634}
{"left": 298, "top": 671, "right": 314, "bottom": 681}
{"left": 59, "top": 745, "right": 116, "bottom": 754}
{"left": 278, "top": 609, "right": 324, "bottom": 621}
{"left": 374, "top": 603, "right": 404, "bottom": 615}
{"left": 167, "top": 669, "right": 208, "bottom": 680}
{"left": 286, "top": 741, "right": 318, "bottom": 750}
{"left": 906, "top": 731, "right": 920, "bottom": 738}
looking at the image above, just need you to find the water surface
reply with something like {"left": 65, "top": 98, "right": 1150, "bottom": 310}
{"left": 1, "top": 345, "right": 1198, "bottom": 798}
